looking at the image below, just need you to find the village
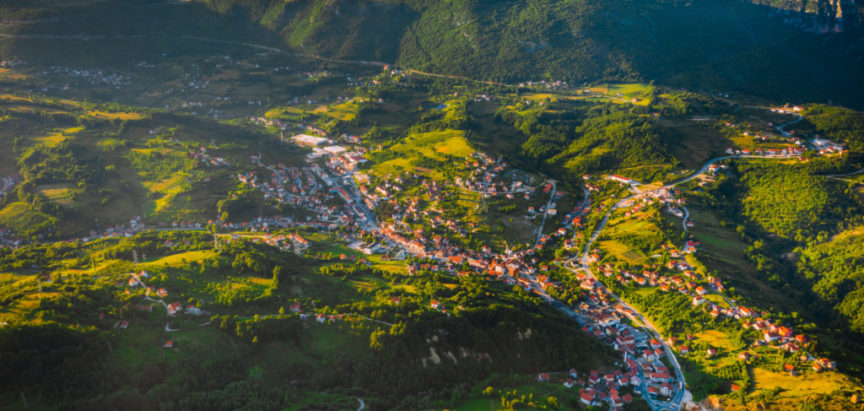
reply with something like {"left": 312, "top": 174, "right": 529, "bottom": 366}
{"left": 202, "top": 121, "right": 850, "bottom": 409}
{"left": 0, "top": 83, "right": 852, "bottom": 409}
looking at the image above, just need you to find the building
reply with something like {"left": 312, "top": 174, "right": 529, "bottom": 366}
{"left": 292, "top": 134, "right": 330, "bottom": 147}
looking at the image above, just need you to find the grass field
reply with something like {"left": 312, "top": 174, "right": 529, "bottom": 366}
{"left": 143, "top": 173, "right": 191, "bottom": 215}
{"left": 32, "top": 126, "right": 84, "bottom": 147}
{"left": 36, "top": 183, "right": 78, "bottom": 206}
{"left": 371, "top": 129, "right": 474, "bottom": 178}
{"left": 96, "top": 137, "right": 127, "bottom": 151}
{"left": 139, "top": 250, "right": 217, "bottom": 268}
{"left": 86, "top": 110, "right": 147, "bottom": 121}
{"left": 599, "top": 239, "right": 646, "bottom": 264}
{"left": 750, "top": 368, "right": 856, "bottom": 398}
{"left": 0, "top": 201, "right": 53, "bottom": 234}
{"left": 0, "top": 68, "right": 27, "bottom": 81}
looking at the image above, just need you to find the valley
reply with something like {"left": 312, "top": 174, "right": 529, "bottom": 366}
{"left": 1, "top": 1, "right": 864, "bottom": 410}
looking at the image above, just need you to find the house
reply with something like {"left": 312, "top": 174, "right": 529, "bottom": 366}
{"left": 316, "top": 313, "right": 326, "bottom": 324}
{"left": 292, "top": 134, "right": 330, "bottom": 147}
{"left": 706, "top": 348, "right": 717, "bottom": 358}
{"left": 168, "top": 303, "right": 182, "bottom": 315}
{"left": 290, "top": 302, "right": 302, "bottom": 313}
{"left": 650, "top": 372, "right": 672, "bottom": 383}
{"left": 563, "top": 379, "right": 575, "bottom": 388}
{"left": 118, "top": 320, "right": 129, "bottom": 329}
{"left": 156, "top": 288, "right": 167, "bottom": 297}
{"left": 610, "top": 389, "right": 623, "bottom": 408}
{"left": 588, "top": 370, "right": 601, "bottom": 385}
{"left": 608, "top": 174, "right": 636, "bottom": 185}
{"left": 579, "top": 389, "right": 599, "bottom": 406}
{"left": 538, "top": 373, "right": 551, "bottom": 382}
{"left": 738, "top": 352, "right": 751, "bottom": 361}
{"left": 679, "top": 346, "right": 690, "bottom": 355}
{"left": 430, "top": 299, "right": 440, "bottom": 309}
{"left": 643, "top": 349, "right": 656, "bottom": 362}
{"left": 784, "top": 363, "right": 797, "bottom": 375}
{"left": 128, "top": 277, "right": 140, "bottom": 287}
{"left": 570, "top": 368, "right": 579, "bottom": 379}
{"left": 163, "top": 340, "right": 174, "bottom": 348}
{"left": 660, "top": 383, "right": 673, "bottom": 396}
{"left": 186, "top": 305, "right": 203, "bottom": 316}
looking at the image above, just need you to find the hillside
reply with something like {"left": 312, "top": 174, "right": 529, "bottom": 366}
{"left": 0, "top": 0, "right": 862, "bottom": 106}
{"left": 193, "top": 0, "right": 864, "bottom": 107}
{"left": 0, "top": 231, "right": 619, "bottom": 409}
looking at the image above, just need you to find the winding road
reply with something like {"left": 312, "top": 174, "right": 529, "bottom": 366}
{"left": 569, "top": 150, "right": 816, "bottom": 410}
{"left": 534, "top": 181, "right": 557, "bottom": 246}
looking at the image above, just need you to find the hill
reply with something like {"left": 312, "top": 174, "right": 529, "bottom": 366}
{"left": 0, "top": 231, "right": 619, "bottom": 409}
{"left": 192, "top": 0, "right": 864, "bottom": 107}
{"left": 0, "top": 0, "right": 863, "bottom": 106}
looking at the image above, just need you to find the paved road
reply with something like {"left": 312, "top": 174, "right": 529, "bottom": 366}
{"left": 571, "top": 153, "right": 815, "bottom": 410}
{"left": 569, "top": 186, "right": 689, "bottom": 410}
{"left": 680, "top": 206, "right": 691, "bottom": 233}
{"left": 534, "top": 181, "right": 557, "bottom": 246}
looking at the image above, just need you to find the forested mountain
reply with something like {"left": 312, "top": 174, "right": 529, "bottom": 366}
{"left": 190, "top": 0, "right": 864, "bottom": 106}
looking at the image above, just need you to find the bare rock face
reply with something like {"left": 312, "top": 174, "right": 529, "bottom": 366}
{"left": 745, "top": 0, "right": 864, "bottom": 32}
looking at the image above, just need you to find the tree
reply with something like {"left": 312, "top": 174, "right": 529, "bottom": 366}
{"left": 272, "top": 265, "right": 285, "bottom": 291}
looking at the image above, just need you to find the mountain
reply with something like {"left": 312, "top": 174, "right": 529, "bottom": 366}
{"left": 745, "top": 0, "right": 864, "bottom": 31}
{"left": 2, "top": 0, "right": 862, "bottom": 105}
{"left": 193, "top": 0, "right": 864, "bottom": 106}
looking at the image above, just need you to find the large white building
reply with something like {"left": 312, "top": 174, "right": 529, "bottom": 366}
{"left": 293, "top": 134, "right": 330, "bottom": 147}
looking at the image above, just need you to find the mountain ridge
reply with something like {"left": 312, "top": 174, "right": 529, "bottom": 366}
{"left": 192, "top": 0, "right": 864, "bottom": 107}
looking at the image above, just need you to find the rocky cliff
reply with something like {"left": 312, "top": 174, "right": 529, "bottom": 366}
{"left": 746, "top": 0, "right": 864, "bottom": 31}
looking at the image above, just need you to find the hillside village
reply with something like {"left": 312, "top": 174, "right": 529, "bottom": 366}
{"left": 0, "top": 109, "right": 850, "bottom": 409}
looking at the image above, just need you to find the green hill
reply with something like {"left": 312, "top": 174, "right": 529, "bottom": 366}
{"left": 192, "top": 0, "right": 864, "bottom": 106}
{"left": 1, "top": 0, "right": 864, "bottom": 106}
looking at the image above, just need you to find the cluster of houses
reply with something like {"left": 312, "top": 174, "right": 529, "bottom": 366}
{"left": 288, "top": 133, "right": 369, "bottom": 170}
{"left": 455, "top": 152, "right": 537, "bottom": 200}
{"left": 725, "top": 146, "right": 807, "bottom": 157}
{"left": 47, "top": 66, "right": 132, "bottom": 88}
{"left": 110, "top": 271, "right": 207, "bottom": 338}
{"left": 0, "top": 228, "right": 23, "bottom": 248}
{"left": 516, "top": 79, "right": 570, "bottom": 91}
{"left": 571, "top": 273, "right": 683, "bottom": 405}
{"left": 223, "top": 232, "right": 310, "bottom": 254}
{"left": 537, "top": 368, "right": 636, "bottom": 410}
{"left": 770, "top": 105, "right": 804, "bottom": 114}
{"left": 810, "top": 137, "right": 847, "bottom": 155}
{"left": 0, "top": 59, "right": 23, "bottom": 68}
{"left": 189, "top": 146, "right": 229, "bottom": 167}
{"left": 237, "top": 161, "right": 363, "bottom": 227}
{"left": 0, "top": 175, "right": 16, "bottom": 197}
